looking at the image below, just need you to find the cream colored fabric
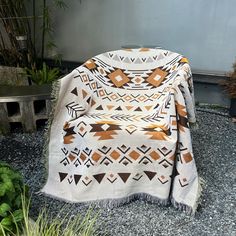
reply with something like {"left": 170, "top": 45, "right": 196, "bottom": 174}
{"left": 42, "top": 48, "right": 201, "bottom": 214}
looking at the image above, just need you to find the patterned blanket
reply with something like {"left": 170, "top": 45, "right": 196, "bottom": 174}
{"left": 41, "top": 48, "right": 203, "bottom": 214}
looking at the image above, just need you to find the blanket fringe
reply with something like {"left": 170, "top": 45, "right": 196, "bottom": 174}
{"left": 189, "top": 121, "right": 199, "bottom": 131}
{"left": 39, "top": 191, "right": 170, "bottom": 209}
{"left": 171, "top": 177, "right": 205, "bottom": 216}
{"left": 41, "top": 79, "right": 61, "bottom": 184}
{"left": 95, "top": 193, "right": 170, "bottom": 209}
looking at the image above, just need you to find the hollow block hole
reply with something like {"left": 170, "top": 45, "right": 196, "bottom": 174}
{"left": 10, "top": 122, "right": 23, "bottom": 133}
{"left": 34, "top": 100, "right": 46, "bottom": 115}
{"left": 36, "top": 119, "right": 47, "bottom": 131}
{"left": 7, "top": 102, "right": 20, "bottom": 117}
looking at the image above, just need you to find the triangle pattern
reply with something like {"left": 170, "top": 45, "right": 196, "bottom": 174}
{"left": 147, "top": 57, "right": 154, "bottom": 63}
{"left": 124, "top": 57, "right": 131, "bottom": 63}
{"left": 91, "top": 99, "right": 96, "bottom": 107}
{"left": 87, "top": 97, "right": 91, "bottom": 104}
{"left": 59, "top": 172, "right": 68, "bottom": 182}
{"left": 157, "top": 54, "right": 165, "bottom": 60}
{"left": 71, "top": 87, "right": 78, "bottom": 96}
{"left": 118, "top": 173, "right": 131, "bottom": 183}
{"left": 113, "top": 54, "right": 120, "bottom": 62}
{"left": 82, "top": 89, "right": 88, "bottom": 98}
{"left": 145, "top": 105, "right": 152, "bottom": 111}
{"left": 134, "top": 58, "right": 142, "bottom": 64}
{"left": 96, "top": 105, "right": 103, "bottom": 110}
{"left": 134, "top": 107, "right": 142, "bottom": 111}
{"left": 115, "top": 106, "right": 122, "bottom": 111}
{"left": 93, "top": 173, "right": 105, "bottom": 183}
{"left": 107, "top": 105, "right": 114, "bottom": 110}
{"left": 74, "top": 174, "right": 82, "bottom": 185}
{"left": 144, "top": 171, "right": 157, "bottom": 180}
{"left": 126, "top": 106, "right": 133, "bottom": 111}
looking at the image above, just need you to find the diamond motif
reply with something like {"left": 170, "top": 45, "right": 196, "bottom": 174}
{"left": 138, "top": 95, "right": 146, "bottom": 101}
{"left": 147, "top": 68, "right": 168, "bottom": 87}
{"left": 91, "top": 82, "right": 97, "bottom": 89}
{"left": 101, "top": 124, "right": 110, "bottom": 130}
{"left": 110, "top": 150, "right": 120, "bottom": 160}
{"left": 82, "top": 74, "right": 89, "bottom": 82}
{"left": 111, "top": 94, "right": 118, "bottom": 100}
{"left": 133, "top": 77, "right": 144, "bottom": 84}
{"left": 124, "top": 95, "right": 132, "bottom": 101}
{"left": 92, "top": 152, "right": 101, "bottom": 162}
{"left": 80, "top": 153, "right": 87, "bottom": 161}
{"left": 108, "top": 69, "right": 130, "bottom": 87}
{"left": 98, "top": 89, "right": 105, "bottom": 97}
{"left": 85, "top": 59, "right": 96, "bottom": 69}
{"left": 125, "top": 125, "right": 137, "bottom": 134}
{"left": 98, "top": 67, "right": 106, "bottom": 75}
{"left": 129, "top": 150, "right": 140, "bottom": 160}
{"left": 149, "top": 151, "right": 160, "bottom": 160}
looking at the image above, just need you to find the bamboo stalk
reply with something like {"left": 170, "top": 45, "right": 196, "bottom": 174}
{"left": 41, "top": 0, "right": 46, "bottom": 62}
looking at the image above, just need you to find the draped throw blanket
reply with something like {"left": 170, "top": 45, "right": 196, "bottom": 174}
{"left": 42, "top": 48, "right": 202, "bottom": 214}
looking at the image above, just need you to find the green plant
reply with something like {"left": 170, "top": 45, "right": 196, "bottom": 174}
{"left": 0, "top": 162, "right": 28, "bottom": 235}
{"left": 1, "top": 193, "right": 99, "bottom": 236}
{"left": 25, "top": 62, "right": 60, "bottom": 85}
{"left": 22, "top": 207, "right": 99, "bottom": 236}
{"left": 0, "top": 0, "right": 82, "bottom": 68}
{"left": 221, "top": 62, "right": 236, "bottom": 98}
{"left": 0, "top": 0, "right": 35, "bottom": 67}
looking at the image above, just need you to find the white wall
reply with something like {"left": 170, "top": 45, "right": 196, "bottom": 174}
{"left": 52, "top": 0, "right": 236, "bottom": 73}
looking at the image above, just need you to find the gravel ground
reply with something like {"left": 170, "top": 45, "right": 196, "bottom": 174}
{"left": 0, "top": 107, "right": 235, "bottom": 236}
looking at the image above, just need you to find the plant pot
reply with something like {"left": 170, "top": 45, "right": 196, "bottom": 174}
{"left": 0, "top": 66, "right": 29, "bottom": 86}
{"left": 16, "top": 35, "right": 28, "bottom": 50}
{"left": 229, "top": 98, "right": 236, "bottom": 117}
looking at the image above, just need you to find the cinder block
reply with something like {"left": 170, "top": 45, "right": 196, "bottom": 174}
{"left": 0, "top": 85, "right": 51, "bottom": 134}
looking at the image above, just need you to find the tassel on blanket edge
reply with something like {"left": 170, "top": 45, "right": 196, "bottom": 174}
{"left": 38, "top": 191, "right": 170, "bottom": 209}
{"left": 171, "top": 177, "right": 206, "bottom": 216}
{"left": 189, "top": 121, "right": 199, "bottom": 131}
{"left": 41, "top": 79, "right": 62, "bottom": 183}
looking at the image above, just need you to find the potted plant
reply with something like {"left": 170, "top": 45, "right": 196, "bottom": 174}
{"left": 221, "top": 62, "right": 236, "bottom": 122}
{"left": 25, "top": 62, "right": 60, "bottom": 85}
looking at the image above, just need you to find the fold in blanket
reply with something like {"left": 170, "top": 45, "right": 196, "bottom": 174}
{"left": 41, "top": 48, "right": 203, "bottom": 215}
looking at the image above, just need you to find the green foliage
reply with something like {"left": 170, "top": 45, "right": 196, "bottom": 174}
{"left": 0, "top": 0, "right": 82, "bottom": 68}
{"left": 0, "top": 162, "right": 28, "bottom": 235}
{"left": 1, "top": 193, "right": 99, "bottom": 236}
{"left": 22, "top": 207, "right": 99, "bottom": 236}
{"left": 25, "top": 63, "right": 60, "bottom": 85}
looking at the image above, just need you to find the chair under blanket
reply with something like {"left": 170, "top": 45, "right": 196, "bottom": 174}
{"left": 41, "top": 48, "right": 202, "bottom": 214}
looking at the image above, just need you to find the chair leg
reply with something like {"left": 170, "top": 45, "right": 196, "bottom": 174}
{"left": 0, "top": 103, "right": 10, "bottom": 134}
{"left": 20, "top": 101, "right": 36, "bottom": 132}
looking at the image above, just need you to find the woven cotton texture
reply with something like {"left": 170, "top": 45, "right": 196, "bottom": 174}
{"left": 41, "top": 48, "right": 201, "bottom": 214}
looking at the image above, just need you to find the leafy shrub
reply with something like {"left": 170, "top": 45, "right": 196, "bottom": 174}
{"left": 22, "top": 206, "right": 99, "bottom": 236}
{"left": 1, "top": 193, "right": 99, "bottom": 236}
{"left": 0, "top": 162, "right": 28, "bottom": 235}
{"left": 25, "top": 63, "right": 60, "bottom": 85}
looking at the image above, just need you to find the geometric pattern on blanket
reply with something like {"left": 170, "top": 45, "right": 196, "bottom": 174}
{"left": 41, "top": 48, "right": 201, "bottom": 214}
